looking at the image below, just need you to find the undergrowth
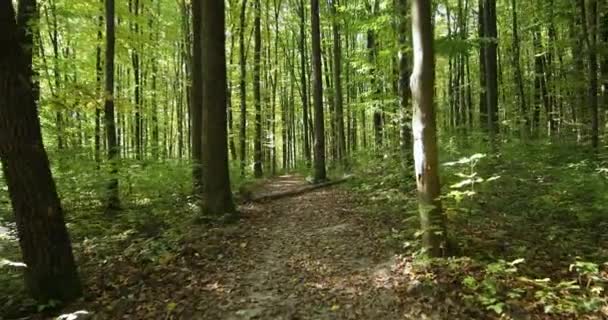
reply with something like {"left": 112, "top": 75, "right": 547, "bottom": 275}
{"left": 346, "top": 137, "right": 608, "bottom": 319}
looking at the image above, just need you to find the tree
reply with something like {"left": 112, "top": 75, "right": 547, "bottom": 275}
{"left": 483, "top": 0, "right": 498, "bottom": 139}
{"left": 0, "top": 0, "right": 82, "bottom": 302}
{"left": 397, "top": 0, "right": 411, "bottom": 164}
{"left": 478, "top": 0, "right": 487, "bottom": 128}
{"left": 239, "top": 0, "right": 248, "bottom": 177}
{"left": 201, "top": 0, "right": 236, "bottom": 216}
{"left": 311, "top": 0, "right": 326, "bottom": 182}
{"left": 331, "top": 0, "right": 346, "bottom": 165}
{"left": 410, "top": 0, "right": 448, "bottom": 257}
{"left": 580, "top": 0, "right": 599, "bottom": 149}
{"left": 511, "top": 0, "right": 528, "bottom": 134}
{"left": 253, "top": 0, "right": 263, "bottom": 178}
{"left": 191, "top": 0, "right": 203, "bottom": 192}
{"left": 299, "top": 0, "right": 311, "bottom": 166}
{"left": 367, "top": 0, "right": 382, "bottom": 150}
{"left": 104, "top": 0, "right": 120, "bottom": 212}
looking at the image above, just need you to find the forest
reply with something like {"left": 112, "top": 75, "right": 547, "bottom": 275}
{"left": 2, "top": 0, "right": 608, "bottom": 318}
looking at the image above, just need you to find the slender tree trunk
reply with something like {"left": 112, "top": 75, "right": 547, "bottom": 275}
{"left": 129, "top": 0, "right": 143, "bottom": 160}
{"left": 95, "top": 7, "right": 103, "bottom": 167}
{"left": 511, "top": 0, "right": 527, "bottom": 134}
{"left": 0, "top": 0, "right": 82, "bottom": 302}
{"left": 411, "top": 0, "right": 448, "bottom": 257}
{"left": 191, "top": 0, "right": 203, "bottom": 193}
{"left": 311, "top": 0, "right": 326, "bottom": 182}
{"left": 105, "top": 0, "right": 120, "bottom": 212}
{"left": 398, "top": 0, "right": 411, "bottom": 166}
{"left": 580, "top": 0, "right": 599, "bottom": 149}
{"left": 331, "top": 0, "right": 346, "bottom": 166}
{"left": 151, "top": 0, "right": 160, "bottom": 159}
{"left": 533, "top": 29, "right": 544, "bottom": 134}
{"left": 478, "top": 0, "right": 487, "bottom": 129}
{"left": 239, "top": 0, "right": 248, "bottom": 176}
{"left": 367, "top": 1, "right": 382, "bottom": 150}
{"left": 483, "top": 0, "right": 498, "bottom": 139}
{"left": 300, "top": 0, "right": 311, "bottom": 166}
{"left": 227, "top": 14, "right": 238, "bottom": 162}
{"left": 253, "top": 0, "right": 263, "bottom": 178}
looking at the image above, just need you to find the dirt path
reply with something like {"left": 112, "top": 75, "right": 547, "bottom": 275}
{"left": 69, "top": 176, "right": 436, "bottom": 320}
{"left": 199, "top": 177, "right": 407, "bottom": 319}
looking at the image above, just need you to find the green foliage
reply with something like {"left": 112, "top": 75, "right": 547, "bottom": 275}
{"left": 344, "top": 135, "right": 608, "bottom": 318}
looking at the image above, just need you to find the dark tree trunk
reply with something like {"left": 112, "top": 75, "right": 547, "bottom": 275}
{"left": 0, "top": 1, "right": 82, "bottom": 302}
{"left": 201, "top": 0, "right": 236, "bottom": 215}
{"left": 191, "top": 0, "right": 203, "bottom": 193}
{"left": 105, "top": 0, "right": 120, "bottom": 212}
{"left": 95, "top": 6, "right": 103, "bottom": 167}
{"left": 478, "top": 0, "right": 487, "bottom": 128}
{"left": 397, "top": 0, "right": 411, "bottom": 165}
{"left": 130, "top": 0, "right": 143, "bottom": 160}
{"left": 511, "top": 0, "right": 528, "bottom": 134}
{"left": 227, "top": 6, "right": 238, "bottom": 162}
{"left": 311, "top": 0, "right": 326, "bottom": 182}
{"left": 331, "top": 0, "right": 346, "bottom": 165}
{"left": 580, "top": 0, "right": 599, "bottom": 149}
{"left": 300, "top": 0, "right": 311, "bottom": 166}
{"left": 367, "top": 0, "right": 382, "bottom": 150}
{"left": 253, "top": 0, "right": 263, "bottom": 178}
{"left": 533, "top": 29, "right": 543, "bottom": 133}
{"left": 239, "top": 0, "right": 248, "bottom": 177}
{"left": 483, "top": 0, "right": 498, "bottom": 138}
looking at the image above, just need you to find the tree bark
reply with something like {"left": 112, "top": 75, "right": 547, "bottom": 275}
{"left": 311, "top": 0, "right": 326, "bottom": 182}
{"left": 201, "top": 0, "right": 236, "bottom": 215}
{"left": 511, "top": 0, "right": 528, "bottom": 134}
{"left": 191, "top": 0, "right": 203, "bottom": 193}
{"left": 95, "top": 4, "right": 103, "bottom": 167}
{"left": 331, "top": 0, "right": 346, "bottom": 165}
{"left": 483, "top": 0, "right": 498, "bottom": 139}
{"left": 300, "top": 0, "right": 311, "bottom": 166}
{"left": 253, "top": 0, "right": 263, "bottom": 178}
{"left": 411, "top": 0, "right": 448, "bottom": 257}
{"left": 130, "top": 0, "right": 143, "bottom": 160}
{"left": 0, "top": 1, "right": 82, "bottom": 302}
{"left": 580, "top": 0, "right": 599, "bottom": 149}
{"left": 367, "top": 0, "right": 382, "bottom": 150}
{"left": 239, "top": 0, "right": 248, "bottom": 177}
{"left": 478, "top": 0, "right": 487, "bottom": 129}
{"left": 105, "top": 0, "right": 120, "bottom": 212}
{"left": 397, "top": 0, "right": 411, "bottom": 165}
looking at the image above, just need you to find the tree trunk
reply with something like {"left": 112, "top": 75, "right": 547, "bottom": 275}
{"left": 201, "top": 0, "right": 236, "bottom": 216}
{"left": 0, "top": 1, "right": 82, "bottom": 302}
{"left": 300, "top": 0, "right": 311, "bottom": 166}
{"left": 397, "top": 0, "right": 411, "bottom": 166}
{"left": 311, "top": 0, "right": 326, "bottom": 182}
{"left": 253, "top": 0, "right": 263, "bottom": 178}
{"left": 581, "top": 0, "right": 599, "bottom": 149}
{"left": 478, "top": 0, "right": 487, "bottom": 129}
{"left": 331, "top": 0, "right": 346, "bottom": 166}
{"left": 105, "top": 0, "right": 120, "bottom": 212}
{"left": 239, "top": 0, "right": 248, "bottom": 177}
{"left": 129, "top": 0, "right": 143, "bottom": 160}
{"left": 191, "top": 0, "right": 203, "bottom": 193}
{"left": 511, "top": 0, "right": 528, "bottom": 134}
{"left": 411, "top": 0, "right": 448, "bottom": 257}
{"left": 483, "top": 0, "right": 499, "bottom": 139}
{"left": 95, "top": 6, "right": 103, "bottom": 167}
{"left": 367, "top": 1, "right": 382, "bottom": 150}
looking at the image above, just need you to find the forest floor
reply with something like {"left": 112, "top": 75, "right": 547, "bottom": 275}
{"left": 4, "top": 145, "right": 608, "bottom": 320}
{"left": 44, "top": 175, "right": 460, "bottom": 319}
